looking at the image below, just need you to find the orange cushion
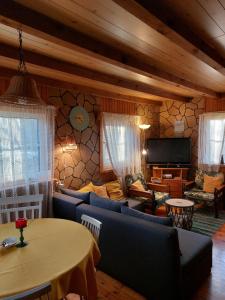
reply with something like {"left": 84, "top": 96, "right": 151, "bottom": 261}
{"left": 93, "top": 184, "right": 109, "bottom": 198}
{"left": 130, "top": 180, "right": 145, "bottom": 192}
{"left": 78, "top": 182, "right": 94, "bottom": 192}
{"left": 203, "top": 174, "right": 223, "bottom": 193}
{"left": 105, "top": 180, "right": 125, "bottom": 200}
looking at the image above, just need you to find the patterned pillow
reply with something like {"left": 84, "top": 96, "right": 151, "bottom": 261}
{"left": 195, "top": 169, "right": 205, "bottom": 189}
{"left": 195, "top": 169, "right": 224, "bottom": 189}
{"left": 130, "top": 180, "right": 145, "bottom": 192}
{"left": 125, "top": 172, "right": 147, "bottom": 190}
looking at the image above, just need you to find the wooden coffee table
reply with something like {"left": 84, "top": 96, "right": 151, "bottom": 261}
{"left": 165, "top": 198, "right": 194, "bottom": 230}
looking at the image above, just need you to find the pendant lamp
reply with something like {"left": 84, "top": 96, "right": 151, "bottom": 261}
{"left": 0, "top": 29, "right": 45, "bottom": 106}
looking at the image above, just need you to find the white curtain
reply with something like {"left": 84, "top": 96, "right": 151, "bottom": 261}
{"left": 198, "top": 112, "right": 225, "bottom": 172}
{"left": 102, "top": 112, "right": 141, "bottom": 180}
{"left": 0, "top": 103, "right": 55, "bottom": 216}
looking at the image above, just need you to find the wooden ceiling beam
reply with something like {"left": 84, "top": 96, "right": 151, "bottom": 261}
{"left": 0, "top": 67, "right": 162, "bottom": 106}
{"left": 115, "top": 0, "right": 225, "bottom": 75}
{"left": 0, "top": 0, "right": 217, "bottom": 98}
{"left": 0, "top": 43, "right": 189, "bottom": 102}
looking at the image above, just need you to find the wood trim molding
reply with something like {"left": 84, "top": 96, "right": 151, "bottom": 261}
{"left": 0, "top": 0, "right": 217, "bottom": 98}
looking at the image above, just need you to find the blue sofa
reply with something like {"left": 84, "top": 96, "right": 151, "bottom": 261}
{"left": 53, "top": 191, "right": 212, "bottom": 300}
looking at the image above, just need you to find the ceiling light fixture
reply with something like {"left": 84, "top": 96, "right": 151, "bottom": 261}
{"left": 0, "top": 29, "right": 44, "bottom": 106}
{"left": 139, "top": 124, "right": 151, "bottom": 130}
{"left": 139, "top": 124, "right": 151, "bottom": 155}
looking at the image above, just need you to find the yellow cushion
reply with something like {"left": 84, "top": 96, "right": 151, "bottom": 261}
{"left": 203, "top": 174, "right": 223, "bottom": 193}
{"left": 105, "top": 180, "right": 125, "bottom": 200}
{"left": 78, "top": 182, "right": 94, "bottom": 193}
{"left": 130, "top": 180, "right": 145, "bottom": 192}
{"left": 93, "top": 184, "right": 109, "bottom": 198}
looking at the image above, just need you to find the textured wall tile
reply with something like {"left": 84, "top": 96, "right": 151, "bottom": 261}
{"left": 160, "top": 97, "right": 205, "bottom": 167}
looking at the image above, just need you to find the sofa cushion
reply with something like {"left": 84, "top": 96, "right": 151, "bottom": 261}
{"left": 90, "top": 192, "right": 127, "bottom": 213}
{"left": 53, "top": 192, "right": 84, "bottom": 221}
{"left": 105, "top": 180, "right": 125, "bottom": 200}
{"left": 60, "top": 188, "right": 90, "bottom": 203}
{"left": 184, "top": 189, "right": 214, "bottom": 202}
{"left": 126, "top": 198, "right": 146, "bottom": 211}
{"left": 177, "top": 228, "right": 212, "bottom": 296}
{"left": 121, "top": 205, "right": 173, "bottom": 226}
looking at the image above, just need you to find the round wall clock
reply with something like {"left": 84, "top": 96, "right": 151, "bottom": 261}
{"left": 69, "top": 106, "right": 89, "bottom": 131}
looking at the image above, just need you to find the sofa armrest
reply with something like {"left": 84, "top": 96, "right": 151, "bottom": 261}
{"left": 183, "top": 181, "right": 195, "bottom": 190}
{"left": 215, "top": 184, "right": 225, "bottom": 192}
{"left": 147, "top": 183, "right": 170, "bottom": 193}
{"left": 53, "top": 192, "right": 84, "bottom": 221}
{"left": 128, "top": 189, "right": 154, "bottom": 200}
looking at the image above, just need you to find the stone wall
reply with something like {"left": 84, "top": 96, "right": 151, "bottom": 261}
{"left": 50, "top": 86, "right": 160, "bottom": 189}
{"left": 52, "top": 88, "right": 100, "bottom": 189}
{"left": 160, "top": 97, "right": 205, "bottom": 167}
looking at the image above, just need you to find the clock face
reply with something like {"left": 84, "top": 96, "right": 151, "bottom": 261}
{"left": 69, "top": 106, "right": 89, "bottom": 131}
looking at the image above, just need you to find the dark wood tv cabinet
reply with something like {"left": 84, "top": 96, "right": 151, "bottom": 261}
{"left": 151, "top": 167, "right": 190, "bottom": 198}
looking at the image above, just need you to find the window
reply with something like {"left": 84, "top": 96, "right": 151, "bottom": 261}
{"left": 209, "top": 119, "right": 225, "bottom": 164}
{"left": 102, "top": 125, "right": 126, "bottom": 171}
{"left": 0, "top": 108, "right": 53, "bottom": 190}
{"left": 100, "top": 112, "right": 141, "bottom": 176}
{"left": 0, "top": 117, "right": 40, "bottom": 186}
{"left": 198, "top": 112, "right": 225, "bottom": 171}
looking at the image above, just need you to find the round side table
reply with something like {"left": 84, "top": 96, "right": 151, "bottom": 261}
{"left": 165, "top": 198, "right": 194, "bottom": 230}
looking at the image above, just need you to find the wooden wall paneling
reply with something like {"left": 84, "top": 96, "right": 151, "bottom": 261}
{"left": 205, "top": 97, "right": 225, "bottom": 112}
{"left": 0, "top": 1, "right": 223, "bottom": 96}
{"left": 100, "top": 98, "right": 136, "bottom": 115}
{"left": 0, "top": 77, "right": 9, "bottom": 95}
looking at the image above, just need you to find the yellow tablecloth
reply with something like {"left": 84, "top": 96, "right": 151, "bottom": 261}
{"left": 0, "top": 218, "right": 100, "bottom": 300}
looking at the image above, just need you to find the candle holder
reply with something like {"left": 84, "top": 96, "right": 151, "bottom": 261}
{"left": 15, "top": 218, "right": 28, "bottom": 248}
{"left": 16, "top": 228, "right": 28, "bottom": 248}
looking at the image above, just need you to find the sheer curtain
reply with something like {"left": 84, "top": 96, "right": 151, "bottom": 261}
{"left": 198, "top": 112, "right": 225, "bottom": 172}
{"left": 0, "top": 103, "right": 55, "bottom": 216}
{"left": 102, "top": 112, "right": 141, "bottom": 181}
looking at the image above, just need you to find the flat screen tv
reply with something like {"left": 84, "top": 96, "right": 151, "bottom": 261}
{"left": 146, "top": 138, "right": 191, "bottom": 164}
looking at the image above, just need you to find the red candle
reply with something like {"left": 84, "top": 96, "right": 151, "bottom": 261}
{"left": 15, "top": 218, "right": 27, "bottom": 229}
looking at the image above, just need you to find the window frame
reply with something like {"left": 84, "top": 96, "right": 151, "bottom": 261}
{"left": 0, "top": 110, "right": 49, "bottom": 189}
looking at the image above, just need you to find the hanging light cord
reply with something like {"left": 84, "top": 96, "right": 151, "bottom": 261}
{"left": 18, "top": 29, "right": 27, "bottom": 74}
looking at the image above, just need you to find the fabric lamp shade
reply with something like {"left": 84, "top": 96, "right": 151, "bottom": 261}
{"left": 0, "top": 74, "right": 45, "bottom": 106}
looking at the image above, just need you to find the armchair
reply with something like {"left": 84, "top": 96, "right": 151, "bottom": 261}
{"left": 125, "top": 172, "right": 170, "bottom": 214}
{"left": 184, "top": 169, "right": 225, "bottom": 218}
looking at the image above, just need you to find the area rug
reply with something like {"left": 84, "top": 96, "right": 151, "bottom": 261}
{"left": 192, "top": 208, "right": 225, "bottom": 237}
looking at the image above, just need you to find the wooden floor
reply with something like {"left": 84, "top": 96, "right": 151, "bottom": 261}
{"left": 96, "top": 219, "right": 225, "bottom": 300}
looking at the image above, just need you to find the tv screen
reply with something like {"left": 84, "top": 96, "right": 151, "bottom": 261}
{"left": 146, "top": 138, "right": 191, "bottom": 164}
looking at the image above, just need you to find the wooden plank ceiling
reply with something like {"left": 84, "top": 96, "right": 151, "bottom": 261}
{"left": 0, "top": 0, "right": 225, "bottom": 104}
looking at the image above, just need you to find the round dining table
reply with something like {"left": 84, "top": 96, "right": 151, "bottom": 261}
{"left": 0, "top": 218, "right": 100, "bottom": 300}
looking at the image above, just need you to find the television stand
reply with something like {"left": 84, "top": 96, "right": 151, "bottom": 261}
{"left": 151, "top": 166, "right": 190, "bottom": 198}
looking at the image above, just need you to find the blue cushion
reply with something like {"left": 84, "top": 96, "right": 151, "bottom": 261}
{"left": 90, "top": 192, "right": 127, "bottom": 213}
{"left": 60, "top": 188, "right": 90, "bottom": 203}
{"left": 121, "top": 205, "right": 173, "bottom": 226}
